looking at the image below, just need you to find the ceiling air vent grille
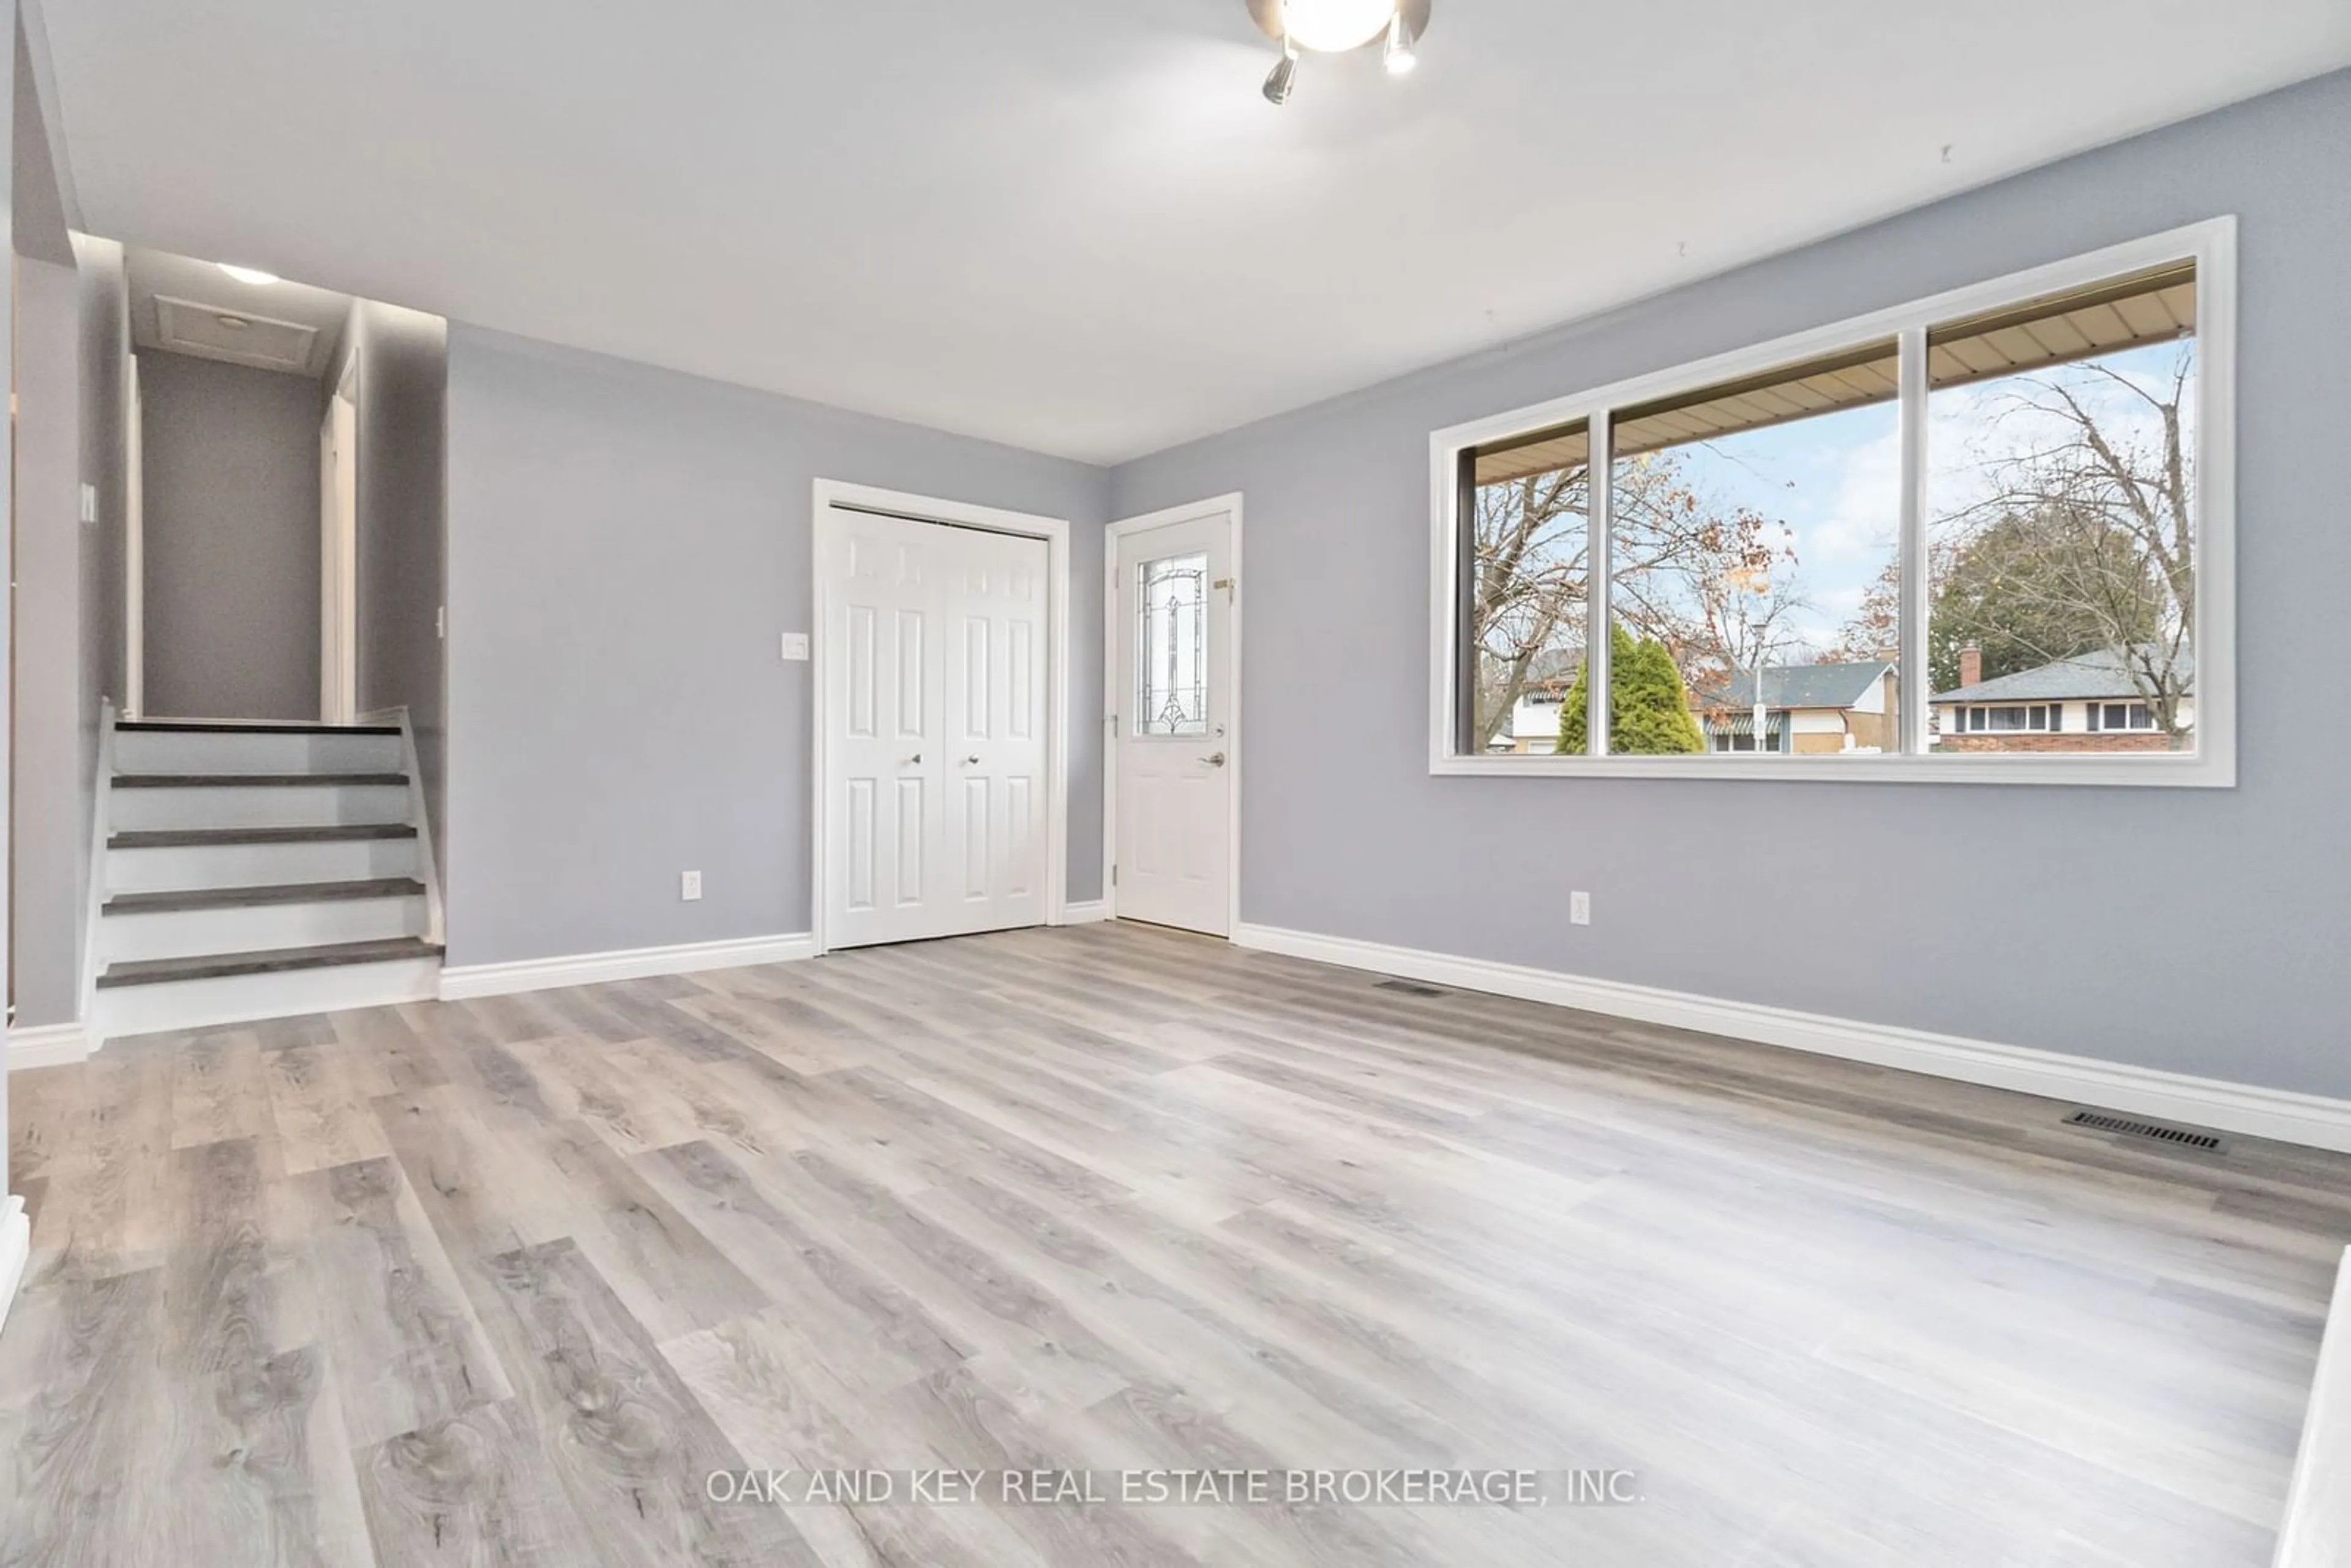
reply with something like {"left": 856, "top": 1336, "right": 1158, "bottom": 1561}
{"left": 2063, "top": 1108, "right": 2224, "bottom": 1152}
{"left": 1374, "top": 978, "right": 1446, "bottom": 998}
{"left": 155, "top": 294, "right": 320, "bottom": 373}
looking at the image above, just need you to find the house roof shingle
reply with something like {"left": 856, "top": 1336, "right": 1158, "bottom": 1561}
{"left": 1696, "top": 661, "right": 1892, "bottom": 712}
{"left": 1930, "top": 645, "right": 2194, "bottom": 705}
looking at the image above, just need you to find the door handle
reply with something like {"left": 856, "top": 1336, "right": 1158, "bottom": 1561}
{"left": 1202, "top": 751, "right": 1228, "bottom": 768}
{"left": 902, "top": 752, "right": 923, "bottom": 766}
{"left": 959, "top": 755, "right": 981, "bottom": 766}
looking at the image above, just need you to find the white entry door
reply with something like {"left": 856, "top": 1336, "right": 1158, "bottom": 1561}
{"left": 1112, "top": 508, "right": 1235, "bottom": 936}
{"left": 824, "top": 508, "right": 1051, "bottom": 948}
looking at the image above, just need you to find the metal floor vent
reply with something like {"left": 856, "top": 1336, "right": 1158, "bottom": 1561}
{"left": 2064, "top": 1108, "right": 2225, "bottom": 1152}
{"left": 1374, "top": 977, "right": 1447, "bottom": 999}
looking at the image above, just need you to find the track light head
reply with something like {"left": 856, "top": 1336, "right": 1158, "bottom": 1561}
{"left": 1262, "top": 37, "right": 1300, "bottom": 105}
{"left": 1383, "top": 12, "right": 1419, "bottom": 73}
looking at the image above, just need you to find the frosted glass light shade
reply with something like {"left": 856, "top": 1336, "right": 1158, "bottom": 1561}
{"left": 1279, "top": 0, "right": 1398, "bottom": 51}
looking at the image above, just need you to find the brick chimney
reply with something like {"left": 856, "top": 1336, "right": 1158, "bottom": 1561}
{"left": 1959, "top": 644, "right": 1982, "bottom": 688}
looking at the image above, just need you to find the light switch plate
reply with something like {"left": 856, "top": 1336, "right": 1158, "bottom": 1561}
{"left": 781, "top": 632, "right": 810, "bottom": 662}
{"left": 79, "top": 482, "right": 97, "bottom": 523}
{"left": 681, "top": 870, "right": 703, "bottom": 902}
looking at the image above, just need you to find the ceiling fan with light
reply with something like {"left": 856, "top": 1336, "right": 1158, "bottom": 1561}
{"left": 1248, "top": 0, "right": 1431, "bottom": 105}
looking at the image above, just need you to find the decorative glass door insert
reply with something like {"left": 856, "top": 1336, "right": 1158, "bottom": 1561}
{"left": 1136, "top": 551, "right": 1209, "bottom": 735}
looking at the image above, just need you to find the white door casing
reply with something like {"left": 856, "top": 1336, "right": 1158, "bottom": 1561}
{"left": 1110, "top": 499, "right": 1239, "bottom": 937}
{"left": 319, "top": 376, "right": 359, "bottom": 723}
{"left": 818, "top": 496, "right": 1057, "bottom": 950}
{"left": 125, "top": 351, "right": 144, "bottom": 718}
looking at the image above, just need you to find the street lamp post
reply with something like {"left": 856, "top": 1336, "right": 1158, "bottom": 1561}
{"left": 1729, "top": 565, "right": 1772, "bottom": 754}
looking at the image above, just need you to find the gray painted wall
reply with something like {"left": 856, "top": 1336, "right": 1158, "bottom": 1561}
{"left": 138, "top": 348, "right": 322, "bottom": 721}
{"left": 9, "top": 1, "right": 88, "bottom": 1035}
{"left": 443, "top": 325, "right": 1109, "bottom": 967}
{"left": 12, "top": 257, "right": 83, "bottom": 1029}
{"left": 8, "top": 8, "right": 62, "bottom": 268}
{"left": 334, "top": 301, "right": 449, "bottom": 888}
{"left": 3, "top": 0, "right": 23, "bottom": 1205}
{"left": 1111, "top": 69, "right": 2351, "bottom": 1100}
{"left": 75, "top": 234, "right": 127, "bottom": 722}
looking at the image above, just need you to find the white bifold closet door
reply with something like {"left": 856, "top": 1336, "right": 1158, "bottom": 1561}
{"left": 825, "top": 509, "right": 1050, "bottom": 949}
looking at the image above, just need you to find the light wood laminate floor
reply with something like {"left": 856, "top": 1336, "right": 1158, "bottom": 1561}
{"left": 4, "top": 921, "right": 2347, "bottom": 1566}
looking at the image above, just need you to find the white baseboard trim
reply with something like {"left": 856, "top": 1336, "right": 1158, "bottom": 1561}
{"left": 0, "top": 1198, "right": 26, "bottom": 1334}
{"left": 7, "top": 1021, "right": 92, "bottom": 1071}
{"left": 2275, "top": 1247, "right": 2351, "bottom": 1568}
{"left": 1232, "top": 923, "right": 2351, "bottom": 1155}
{"left": 1058, "top": 901, "right": 1110, "bottom": 926}
{"left": 439, "top": 932, "right": 818, "bottom": 1001}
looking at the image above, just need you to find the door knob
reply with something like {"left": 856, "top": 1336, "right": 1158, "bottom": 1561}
{"left": 903, "top": 752, "right": 922, "bottom": 765}
{"left": 1203, "top": 751, "right": 1228, "bottom": 767}
{"left": 960, "top": 755, "right": 981, "bottom": 766}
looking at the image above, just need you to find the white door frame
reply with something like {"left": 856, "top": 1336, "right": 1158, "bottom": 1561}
{"left": 124, "top": 349, "right": 144, "bottom": 718}
{"left": 320, "top": 358, "right": 359, "bottom": 722}
{"left": 810, "top": 478, "right": 1072, "bottom": 957}
{"left": 1103, "top": 492, "right": 1243, "bottom": 936}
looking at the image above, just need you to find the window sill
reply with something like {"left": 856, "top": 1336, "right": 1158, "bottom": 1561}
{"left": 1432, "top": 752, "right": 2233, "bottom": 787}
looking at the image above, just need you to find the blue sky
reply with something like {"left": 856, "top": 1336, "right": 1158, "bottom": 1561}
{"left": 1664, "top": 400, "right": 1898, "bottom": 656}
{"left": 1657, "top": 340, "right": 2190, "bottom": 661}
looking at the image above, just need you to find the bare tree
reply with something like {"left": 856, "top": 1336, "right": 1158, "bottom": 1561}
{"left": 1679, "top": 552, "right": 1813, "bottom": 692}
{"left": 1825, "top": 556, "right": 1902, "bottom": 666}
{"left": 1469, "top": 449, "right": 1800, "bottom": 748}
{"left": 1469, "top": 464, "right": 1589, "bottom": 749}
{"left": 1942, "top": 345, "right": 2195, "bottom": 737}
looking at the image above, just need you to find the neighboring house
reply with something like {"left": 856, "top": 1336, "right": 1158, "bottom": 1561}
{"left": 1929, "top": 645, "right": 2194, "bottom": 752}
{"left": 1504, "top": 688, "right": 1570, "bottom": 752}
{"left": 1691, "top": 661, "right": 1898, "bottom": 754}
{"left": 1494, "top": 650, "right": 1583, "bottom": 752}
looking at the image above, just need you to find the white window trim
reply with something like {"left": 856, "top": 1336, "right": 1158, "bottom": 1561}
{"left": 1427, "top": 217, "right": 2237, "bottom": 788}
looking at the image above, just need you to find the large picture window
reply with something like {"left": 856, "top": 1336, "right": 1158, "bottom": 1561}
{"left": 1464, "top": 419, "right": 1591, "bottom": 754}
{"left": 1432, "top": 220, "right": 2233, "bottom": 786}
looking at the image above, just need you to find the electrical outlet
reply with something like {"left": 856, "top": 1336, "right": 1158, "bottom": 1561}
{"left": 1570, "top": 890, "right": 1591, "bottom": 926}
{"left": 681, "top": 870, "right": 703, "bottom": 902}
{"left": 781, "top": 632, "right": 810, "bottom": 662}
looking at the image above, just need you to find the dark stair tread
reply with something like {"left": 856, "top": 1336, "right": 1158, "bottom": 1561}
{"left": 110, "top": 823, "right": 417, "bottom": 850}
{"left": 114, "top": 773, "right": 409, "bottom": 789}
{"left": 105, "top": 878, "right": 427, "bottom": 916}
{"left": 118, "top": 719, "right": 400, "bottom": 735}
{"left": 98, "top": 937, "right": 442, "bottom": 989}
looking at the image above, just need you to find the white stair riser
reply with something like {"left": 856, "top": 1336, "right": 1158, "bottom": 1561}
{"left": 96, "top": 957, "right": 441, "bottom": 1040}
{"left": 114, "top": 730, "right": 402, "bottom": 776}
{"left": 110, "top": 784, "right": 410, "bottom": 833}
{"left": 103, "top": 895, "right": 426, "bottom": 964}
{"left": 108, "top": 837, "right": 418, "bottom": 895}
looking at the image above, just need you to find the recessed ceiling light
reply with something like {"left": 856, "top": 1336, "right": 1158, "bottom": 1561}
{"left": 217, "top": 264, "right": 279, "bottom": 285}
{"left": 1280, "top": 0, "right": 1398, "bottom": 53}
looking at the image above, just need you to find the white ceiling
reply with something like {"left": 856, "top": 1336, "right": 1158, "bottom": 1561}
{"left": 125, "top": 246, "right": 352, "bottom": 377}
{"left": 37, "top": 1, "right": 2351, "bottom": 464}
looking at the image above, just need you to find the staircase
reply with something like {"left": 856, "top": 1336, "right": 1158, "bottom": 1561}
{"left": 93, "top": 719, "right": 443, "bottom": 1038}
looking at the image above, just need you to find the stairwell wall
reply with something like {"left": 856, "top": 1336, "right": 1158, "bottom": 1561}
{"left": 136, "top": 350, "right": 323, "bottom": 721}
{"left": 328, "top": 300, "right": 448, "bottom": 892}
